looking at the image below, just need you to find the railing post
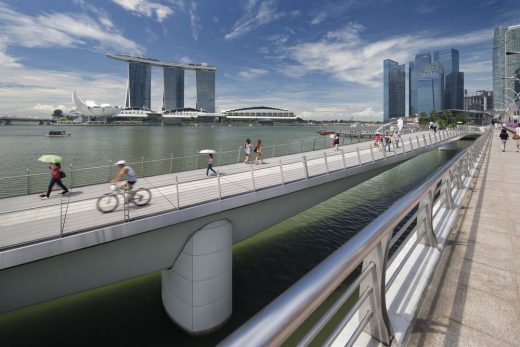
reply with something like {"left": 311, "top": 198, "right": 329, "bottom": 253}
{"left": 422, "top": 134, "right": 427, "bottom": 148}
{"left": 108, "top": 160, "right": 112, "bottom": 183}
{"left": 324, "top": 152, "right": 329, "bottom": 174}
{"left": 169, "top": 152, "right": 173, "bottom": 173}
{"left": 141, "top": 155, "right": 145, "bottom": 176}
{"left": 237, "top": 146, "right": 242, "bottom": 163}
{"left": 302, "top": 156, "right": 309, "bottom": 179}
{"left": 443, "top": 174, "right": 455, "bottom": 209}
{"left": 409, "top": 138, "right": 414, "bottom": 150}
{"left": 428, "top": 133, "right": 432, "bottom": 146}
{"left": 340, "top": 149, "right": 346, "bottom": 169}
{"left": 356, "top": 147, "right": 362, "bottom": 166}
{"left": 301, "top": 140, "right": 303, "bottom": 153}
{"left": 217, "top": 148, "right": 222, "bottom": 166}
{"left": 312, "top": 138, "right": 316, "bottom": 151}
{"left": 250, "top": 165, "right": 256, "bottom": 191}
{"left": 360, "top": 234, "right": 393, "bottom": 345}
{"left": 217, "top": 170, "right": 222, "bottom": 200}
{"left": 416, "top": 135, "right": 421, "bottom": 149}
{"left": 382, "top": 143, "right": 387, "bottom": 158}
{"left": 279, "top": 160, "right": 285, "bottom": 185}
{"left": 26, "top": 168, "right": 30, "bottom": 195}
{"left": 369, "top": 144, "right": 375, "bottom": 162}
{"left": 272, "top": 142, "right": 276, "bottom": 158}
{"left": 70, "top": 163, "right": 73, "bottom": 188}
{"left": 175, "top": 176, "right": 180, "bottom": 209}
{"left": 194, "top": 151, "right": 199, "bottom": 170}
{"left": 417, "top": 190, "right": 439, "bottom": 248}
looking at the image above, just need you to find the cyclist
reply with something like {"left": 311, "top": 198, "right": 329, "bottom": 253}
{"left": 113, "top": 160, "right": 137, "bottom": 191}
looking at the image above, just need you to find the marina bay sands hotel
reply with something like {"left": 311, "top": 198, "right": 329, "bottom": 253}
{"left": 106, "top": 54, "right": 216, "bottom": 113}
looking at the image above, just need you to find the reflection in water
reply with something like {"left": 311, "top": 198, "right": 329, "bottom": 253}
{"left": 0, "top": 141, "right": 471, "bottom": 346}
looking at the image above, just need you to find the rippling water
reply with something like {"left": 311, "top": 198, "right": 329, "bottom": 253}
{"left": 0, "top": 127, "right": 472, "bottom": 346}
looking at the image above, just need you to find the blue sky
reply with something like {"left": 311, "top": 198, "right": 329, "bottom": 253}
{"left": 0, "top": 0, "right": 517, "bottom": 121}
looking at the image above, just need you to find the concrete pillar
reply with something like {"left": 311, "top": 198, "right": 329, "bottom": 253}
{"left": 161, "top": 220, "right": 232, "bottom": 334}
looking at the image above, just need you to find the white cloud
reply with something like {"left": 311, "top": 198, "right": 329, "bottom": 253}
{"left": 237, "top": 68, "right": 268, "bottom": 80}
{"left": 111, "top": 0, "right": 174, "bottom": 22}
{"left": 32, "top": 104, "right": 65, "bottom": 112}
{"left": 224, "top": 0, "right": 284, "bottom": 41}
{"left": 189, "top": 1, "right": 201, "bottom": 40}
{"left": 0, "top": 2, "right": 143, "bottom": 53}
{"left": 311, "top": 12, "right": 327, "bottom": 25}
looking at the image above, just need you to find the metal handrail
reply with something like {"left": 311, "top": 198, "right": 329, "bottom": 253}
{"left": 0, "top": 128, "right": 469, "bottom": 252}
{"left": 218, "top": 127, "right": 491, "bottom": 347}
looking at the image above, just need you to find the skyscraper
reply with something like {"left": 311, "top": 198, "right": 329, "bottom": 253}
{"left": 126, "top": 61, "right": 151, "bottom": 109}
{"left": 409, "top": 53, "right": 432, "bottom": 115}
{"left": 107, "top": 54, "right": 216, "bottom": 113}
{"left": 434, "top": 49, "right": 464, "bottom": 109}
{"left": 196, "top": 70, "right": 216, "bottom": 113}
{"left": 383, "top": 59, "right": 405, "bottom": 122}
{"left": 417, "top": 62, "right": 444, "bottom": 114}
{"left": 493, "top": 25, "right": 520, "bottom": 112}
{"left": 163, "top": 67, "right": 184, "bottom": 111}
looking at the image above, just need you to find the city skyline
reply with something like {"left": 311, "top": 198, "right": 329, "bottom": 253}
{"left": 0, "top": 0, "right": 516, "bottom": 121}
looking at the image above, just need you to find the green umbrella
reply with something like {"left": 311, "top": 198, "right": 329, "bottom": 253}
{"left": 38, "top": 154, "right": 63, "bottom": 163}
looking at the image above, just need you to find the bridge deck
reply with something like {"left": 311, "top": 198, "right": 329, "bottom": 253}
{"left": 0, "top": 130, "right": 453, "bottom": 253}
{"left": 406, "top": 130, "right": 520, "bottom": 346}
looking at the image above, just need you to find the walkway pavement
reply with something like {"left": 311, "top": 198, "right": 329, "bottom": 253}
{"left": 405, "top": 130, "right": 520, "bottom": 346}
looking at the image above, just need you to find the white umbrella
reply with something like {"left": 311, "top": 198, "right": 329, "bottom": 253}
{"left": 199, "top": 149, "right": 217, "bottom": 154}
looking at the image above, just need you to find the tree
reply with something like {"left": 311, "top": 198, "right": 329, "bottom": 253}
{"left": 52, "top": 109, "right": 63, "bottom": 118}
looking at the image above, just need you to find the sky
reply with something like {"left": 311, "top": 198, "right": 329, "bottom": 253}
{"left": 0, "top": 0, "right": 518, "bottom": 121}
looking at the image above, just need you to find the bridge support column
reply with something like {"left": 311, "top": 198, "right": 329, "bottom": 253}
{"left": 161, "top": 220, "right": 232, "bottom": 334}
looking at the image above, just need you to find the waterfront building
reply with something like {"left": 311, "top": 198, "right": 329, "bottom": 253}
{"left": 383, "top": 59, "right": 405, "bottom": 121}
{"left": 434, "top": 49, "right": 464, "bottom": 109}
{"left": 107, "top": 54, "right": 216, "bottom": 113}
{"left": 409, "top": 53, "right": 432, "bottom": 115}
{"left": 163, "top": 67, "right": 184, "bottom": 111}
{"left": 417, "top": 63, "right": 444, "bottom": 114}
{"left": 196, "top": 70, "right": 216, "bottom": 113}
{"left": 464, "top": 90, "right": 493, "bottom": 111}
{"left": 126, "top": 61, "right": 152, "bottom": 109}
{"left": 410, "top": 49, "right": 464, "bottom": 115}
{"left": 221, "top": 107, "right": 297, "bottom": 123}
{"left": 408, "top": 62, "right": 414, "bottom": 115}
{"left": 493, "top": 25, "right": 520, "bottom": 112}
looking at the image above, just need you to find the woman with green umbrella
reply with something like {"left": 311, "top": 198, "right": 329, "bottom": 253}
{"left": 38, "top": 155, "right": 69, "bottom": 200}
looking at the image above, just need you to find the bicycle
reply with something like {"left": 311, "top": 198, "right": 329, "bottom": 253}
{"left": 96, "top": 184, "right": 152, "bottom": 213}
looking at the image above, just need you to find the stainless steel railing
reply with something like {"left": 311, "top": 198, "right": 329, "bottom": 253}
{"left": 218, "top": 127, "right": 491, "bottom": 347}
{"left": 0, "top": 128, "right": 468, "bottom": 251}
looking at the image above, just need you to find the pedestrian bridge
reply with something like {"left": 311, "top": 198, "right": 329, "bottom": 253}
{"left": 0, "top": 128, "right": 476, "bottom": 335}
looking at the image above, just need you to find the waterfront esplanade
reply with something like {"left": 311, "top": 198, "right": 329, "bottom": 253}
{"left": 106, "top": 54, "right": 216, "bottom": 112}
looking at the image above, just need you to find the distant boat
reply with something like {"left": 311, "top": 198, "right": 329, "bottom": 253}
{"left": 46, "top": 130, "right": 71, "bottom": 137}
{"left": 318, "top": 130, "right": 335, "bottom": 135}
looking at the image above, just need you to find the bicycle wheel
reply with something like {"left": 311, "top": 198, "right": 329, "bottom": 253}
{"left": 96, "top": 194, "right": 119, "bottom": 213}
{"left": 132, "top": 188, "right": 151, "bottom": 206}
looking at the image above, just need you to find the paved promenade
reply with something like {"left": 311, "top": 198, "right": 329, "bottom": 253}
{"left": 406, "top": 130, "right": 520, "bottom": 346}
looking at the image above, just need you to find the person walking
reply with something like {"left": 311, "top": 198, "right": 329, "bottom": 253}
{"left": 333, "top": 133, "right": 340, "bottom": 151}
{"left": 254, "top": 139, "right": 264, "bottom": 164}
{"left": 40, "top": 163, "right": 69, "bottom": 200}
{"left": 499, "top": 128, "right": 509, "bottom": 152}
{"left": 393, "top": 130, "right": 401, "bottom": 148}
{"left": 206, "top": 154, "right": 217, "bottom": 176}
{"left": 244, "top": 138, "right": 252, "bottom": 164}
{"left": 374, "top": 133, "right": 382, "bottom": 150}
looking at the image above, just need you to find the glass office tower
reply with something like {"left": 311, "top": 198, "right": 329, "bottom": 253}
{"left": 383, "top": 59, "right": 405, "bottom": 122}
{"left": 408, "top": 62, "right": 414, "bottom": 115}
{"left": 434, "top": 49, "right": 463, "bottom": 109}
{"left": 126, "top": 61, "right": 151, "bottom": 109}
{"left": 163, "top": 67, "right": 184, "bottom": 111}
{"left": 417, "top": 63, "right": 444, "bottom": 114}
{"left": 493, "top": 25, "right": 520, "bottom": 111}
{"left": 409, "top": 53, "right": 432, "bottom": 115}
{"left": 196, "top": 70, "right": 216, "bottom": 113}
